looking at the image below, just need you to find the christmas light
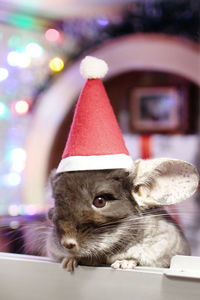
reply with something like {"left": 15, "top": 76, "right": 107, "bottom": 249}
{"left": 3, "top": 173, "right": 22, "bottom": 186}
{"left": 8, "top": 13, "right": 37, "bottom": 30}
{"left": 0, "top": 68, "right": 9, "bottom": 81}
{"left": 0, "top": 102, "right": 8, "bottom": 118}
{"left": 10, "top": 220, "right": 20, "bottom": 229}
{"left": 7, "top": 51, "right": 31, "bottom": 68}
{"left": 45, "top": 28, "right": 61, "bottom": 42}
{"left": 7, "top": 51, "right": 21, "bottom": 66}
{"left": 10, "top": 147, "right": 26, "bottom": 162}
{"left": 97, "top": 17, "right": 109, "bottom": 26}
{"left": 24, "top": 204, "right": 38, "bottom": 215}
{"left": 9, "top": 147, "right": 27, "bottom": 172}
{"left": 8, "top": 35, "right": 21, "bottom": 49}
{"left": 49, "top": 57, "right": 64, "bottom": 72}
{"left": 18, "top": 53, "right": 31, "bottom": 68}
{"left": 12, "top": 99, "right": 30, "bottom": 115}
{"left": 25, "top": 42, "right": 43, "bottom": 57}
{"left": 12, "top": 159, "right": 26, "bottom": 173}
{"left": 8, "top": 204, "right": 19, "bottom": 216}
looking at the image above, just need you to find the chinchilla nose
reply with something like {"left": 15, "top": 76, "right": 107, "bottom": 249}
{"left": 61, "top": 237, "right": 78, "bottom": 250}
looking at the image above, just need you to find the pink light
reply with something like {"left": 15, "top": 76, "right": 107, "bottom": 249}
{"left": 24, "top": 205, "right": 38, "bottom": 215}
{"left": 12, "top": 99, "right": 30, "bottom": 115}
{"left": 45, "top": 28, "right": 61, "bottom": 42}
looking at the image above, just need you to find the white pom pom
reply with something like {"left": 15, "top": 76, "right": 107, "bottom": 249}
{"left": 80, "top": 56, "right": 108, "bottom": 79}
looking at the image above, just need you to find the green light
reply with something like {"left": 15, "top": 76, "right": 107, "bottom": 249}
{"left": 8, "top": 35, "right": 21, "bottom": 49}
{"left": 0, "top": 102, "right": 8, "bottom": 118}
{"left": 8, "top": 14, "right": 37, "bottom": 29}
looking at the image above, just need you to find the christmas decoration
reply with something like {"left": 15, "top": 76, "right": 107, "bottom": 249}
{"left": 0, "top": 22, "right": 66, "bottom": 216}
{"left": 57, "top": 56, "right": 133, "bottom": 173}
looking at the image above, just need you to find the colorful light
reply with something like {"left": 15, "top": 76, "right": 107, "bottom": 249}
{"left": 10, "top": 147, "right": 26, "bottom": 162}
{"left": 8, "top": 205, "right": 19, "bottom": 216}
{"left": 45, "top": 28, "right": 61, "bottom": 42}
{"left": 12, "top": 99, "right": 30, "bottom": 115}
{"left": 8, "top": 13, "right": 37, "bottom": 30}
{"left": 10, "top": 220, "right": 20, "bottom": 229}
{"left": 49, "top": 57, "right": 64, "bottom": 72}
{"left": 7, "top": 51, "right": 21, "bottom": 67}
{"left": 24, "top": 204, "right": 38, "bottom": 215}
{"left": 8, "top": 35, "right": 21, "bottom": 49}
{"left": 9, "top": 147, "right": 27, "bottom": 172}
{"left": 18, "top": 53, "right": 31, "bottom": 68}
{"left": 3, "top": 173, "right": 22, "bottom": 186}
{"left": 0, "top": 102, "right": 8, "bottom": 118}
{"left": 0, "top": 68, "right": 9, "bottom": 81}
{"left": 97, "top": 17, "right": 109, "bottom": 26}
{"left": 7, "top": 51, "right": 31, "bottom": 68}
{"left": 25, "top": 42, "right": 43, "bottom": 57}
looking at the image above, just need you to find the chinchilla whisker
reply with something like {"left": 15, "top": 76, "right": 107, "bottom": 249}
{"left": 21, "top": 224, "right": 53, "bottom": 231}
{"left": 141, "top": 209, "right": 200, "bottom": 217}
{"left": 0, "top": 236, "right": 24, "bottom": 249}
{"left": 1, "top": 230, "right": 20, "bottom": 237}
{"left": 23, "top": 238, "right": 48, "bottom": 254}
{"left": 0, "top": 225, "right": 10, "bottom": 229}
{"left": 24, "top": 240, "right": 45, "bottom": 250}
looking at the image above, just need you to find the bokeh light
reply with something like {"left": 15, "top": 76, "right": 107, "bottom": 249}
{"left": 8, "top": 35, "right": 21, "bottom": 49}
{"left": 9, "top": 147, "right": 27, "bottom": 172}
{"left": 10, "top": 147, "right": 26, "bottom": 162}
{"left": 49, "top": 57, "right": 64, "bottom": 72}
{"left": 97, "top": 17, "right": 109, "bottom": 26}
{"left": 0, "top": 68, "right": 9, "bottom": 81}
{"left": 25, "top": 42, "right": 43, "bottom": 57}
{"left": 0, "top": 102, "right": 8, "bottom": 118}
{"left": 3, "top": 172, "right": 22, "bottom": 186}
{"left": 7, "top": 51, "right": 21, "bottom": 66}
{"left": 18, "top": 53, "right": 31, "bottom": 68}
{"left": 8, "top": 204, "right": 19, "bottom": 216}
{"left": 7, "top": 13, "right": 37, "bottom": 30}
{"left": 7, "top": 51, "right": 31, "bottom": 68}
{"left": 45, "top": 28, "right": 61, "bottom": 42}
{"left": 24, "top": 204, "right": 38, "bottom": 215}
{"left": 9, "top": 220, "right": 20, "bottom": 229}
{"left": 12, "top": 99, "right": 30, "bottom": 115}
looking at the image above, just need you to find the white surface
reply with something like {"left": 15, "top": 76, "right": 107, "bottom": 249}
{"left": 0, "top": 253, "right": 200, "bottom": 300}
{"left": 166, "top": 255, "right": 200, "bottom": 279}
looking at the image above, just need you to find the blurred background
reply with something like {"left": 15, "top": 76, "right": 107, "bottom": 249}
{"left": 0, "top": 0, "right": 200, "bottom": 256}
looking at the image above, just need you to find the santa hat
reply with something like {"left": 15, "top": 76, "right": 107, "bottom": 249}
{"left": 56, "top": 56, "right": 133, "bottom": 173}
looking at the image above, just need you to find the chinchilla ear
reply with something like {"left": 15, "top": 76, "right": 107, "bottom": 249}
{"left": 131, "top": 158, "right": 199, "bottom": 207}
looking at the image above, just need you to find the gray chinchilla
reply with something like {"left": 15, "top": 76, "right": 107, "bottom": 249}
{"left": 40, "top": 158, "right": 199, "bottom": 272}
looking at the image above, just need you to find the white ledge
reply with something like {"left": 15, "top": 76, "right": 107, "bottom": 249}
{"left": 0, "top": 253, "right": 200, "bottom": 300}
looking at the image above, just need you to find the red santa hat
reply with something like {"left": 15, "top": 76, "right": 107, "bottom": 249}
{"left": 56, "top": 56, "right": 133, "bottom": 173}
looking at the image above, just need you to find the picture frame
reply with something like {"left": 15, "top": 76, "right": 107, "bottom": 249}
{"left": 130, "top": 87, "right": 187, "bottom": 133}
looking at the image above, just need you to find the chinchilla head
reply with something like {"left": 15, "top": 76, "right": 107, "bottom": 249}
{"left": 48, "top": 158, "right": 199, "bottom": 259}
{"left": 49, "top": 169, "right": 139, "bottom": 258}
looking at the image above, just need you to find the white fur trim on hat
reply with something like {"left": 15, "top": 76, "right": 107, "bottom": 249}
{"left": 80, "top": 56, "right": 108, "bottom": 79}
{"left": 56, "top": 154, "right": 133, "bottom": 173}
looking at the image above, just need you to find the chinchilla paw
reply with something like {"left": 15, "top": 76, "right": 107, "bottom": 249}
{"left": 111, "top": 259, "right": 137, "bottom": 270}
{"left": 61, "top": 257, "right": 78, "bottom": 272}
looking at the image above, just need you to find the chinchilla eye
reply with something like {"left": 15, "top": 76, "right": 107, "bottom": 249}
{"left": 93, "top": 196, "right": 107, "bottom": 208}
